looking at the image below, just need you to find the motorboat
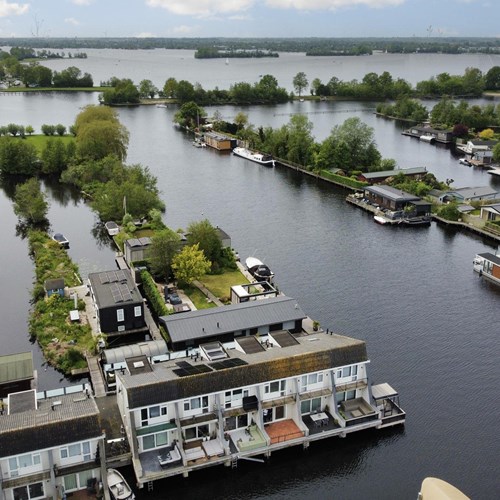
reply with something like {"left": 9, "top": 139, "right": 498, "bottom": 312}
{"left": 473, "top": 254, "right": 484, "bottom": 273}
{"left": 418, "top": 477, "right": 469, "bottom": 500}
{"left": 193, "top": 139, "right": 206, "bottom": 148}
{"left": 420, "top": 134, "right": 435, "bottom": 143}
{"left": 374, "top": 215, "right": 388, "bottom": 225}
{"left": 105, "top": 221, "right": 120, "bottom": 236}
{"left": 52, "top": 233, "right": 69, "bottom": 248}
{"left": 245, "top": 257, "right": 274, "bottom": 283}
{"left": 156, "top": 103, "right": 167, "bottom": 108}
{"left": 107, "top": 468, "right": 135, "bottom": 500}
{"left": 233, "top": 147, "right": 275, "bottom": 167}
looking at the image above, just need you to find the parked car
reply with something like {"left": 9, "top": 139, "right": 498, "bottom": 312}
{"left": 168, "top": 292, "right": 182, "bottom": 305}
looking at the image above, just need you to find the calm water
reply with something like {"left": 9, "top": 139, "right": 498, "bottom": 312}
{"left": 1, "top": 51, "right": 499, "bottom": 499}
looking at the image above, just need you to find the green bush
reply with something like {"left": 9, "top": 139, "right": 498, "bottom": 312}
{"left": 140, "top": 269, "right": 169, "bottom": 317}
{"left": 320, "top": 170, "right": 368, "bottom": 189}
{"left": 438, "top": 202, "right": 461, "bottom": 221}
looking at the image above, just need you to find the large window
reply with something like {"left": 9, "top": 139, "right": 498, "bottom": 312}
{"left": 142, "top": 431, "right": 168, "bottom": 450}
{"left": 300, "top": 397, "right": 321, "bottom": 415}
{"left": 336, "top": 390, "right": 356, "bottom": 405}
{"left": 224, "top": 389, "right": 248, "bottom": 408}
{"left": 63, "top": 470, "right": 95, "bottom": 492}
{"left": 140, "top": 405, "right": 167, "bottom": 425}
{"left": 116, "top": 309, "right": 124, "bottom": 322}
{"left": 225, "top": 414, "right": 248, "bottom": 431}
{"left": 300, "top": 373, "right": 324, "bottom": 391}
{"left": 337, "top": 365, "right": 358, "bottom": 379}
{"left": 184, "top": 424, "right": 209, "bottom": 441}
{"left": 184, "top": 396, "right": 208, "bottom": 413}
{"left": 13, "top": 483, "right": 44, "bottom": 500}
{"left": 60, "top": 442, "right": 91, "bottom": 462}
{"left": 264, "top": 380, "right": 286, "bottom": 396}
{"left": 8, "top": 454, "right": 41, "bottom": 477}
{"left": 263, "top": 405, "right": 285, "bottom": 423}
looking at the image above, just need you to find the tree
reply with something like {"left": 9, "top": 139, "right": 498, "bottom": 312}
{"left": 13, "top": 178, "right": 48, "bottom": 224}
{"left": 311, "top": 78, "right": 322, "bottom": 96}
{"left": 293, "top": 72, "right": 308, "bottom": 97}
{"left": 41, "top": 124, "right": 56, "bottom": 136}
{"left": 234, "top": 112, "right": 248, "bottom": 130}
{"left": 0, "top": 137, "right": 38, "bottom": 175}
{"left": 101, "top": 78, "right": 140, "bottom": 105}
{"left": 173, "top": 102, "right": 206, "bottom": 129}
{"left": 139, "top": 79, "right": 158, "bottom": 99}
{"left": 41, "top": 138, "right": 69, "bottom": 174}
{"left": 56, "top": 124, "right": 66, "bottom": 136}
{"left": 7, "top": 123, "right": 19, "bottom": 136}
{"left": 484, "top": 66, "right": 500, "bottom": 91}
{"left": 149, "top": 228, "right": 182, "bottom": 280}
{"left": 479, "top": 128, "right": 494, "bottom": 140}
{"left": 186, "top": 219, "right": 222, "bottom": 270}
{"left": 452, "top": 124, "right": 469, "bottom": 138}
{"left": 163, "top": 77, "right": 178, "bottom": 98}
{"left": 286, "top": 114, "right": 315, "bottom": 167}
{"left": 25, "top": 125, "right": 34, "bottom": 135}
{"left": 493, "top": 143, "right": 500, "bottom": 164}
{"left": 172, "top": 243, "right": 211, "bottom": 285}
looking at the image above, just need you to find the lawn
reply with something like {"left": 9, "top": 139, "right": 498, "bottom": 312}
{"left": 199, "top": 269, "right": 249, "bottom": 302}
{"left": 183, "top": 285, "right": 217, "bottom": 310}
{"left": 25, "top": 134, "right": 75, "bottom": 154}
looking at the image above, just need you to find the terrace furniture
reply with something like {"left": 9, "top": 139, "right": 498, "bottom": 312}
{"left": 158, "top": 446, "right": 181, "bottom": 466}
{"left": 310, "top": 412, "right": 329, "bottom": 427}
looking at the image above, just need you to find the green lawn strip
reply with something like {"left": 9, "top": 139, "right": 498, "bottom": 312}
{"left": 24, "top": 134, "right": 75, "bottom": 154}
{"left": 28, "top": 230, "right": 95, "bottom": 374}
{"left": 198, "top": 269, "right": 249, "bottom": 302}
{"left": 183, "top": 285, "right": 217, "bottom": 310}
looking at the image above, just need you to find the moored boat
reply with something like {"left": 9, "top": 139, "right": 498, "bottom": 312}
{"left": 105, "top": 221, "right": 120, "bottom": 236}
{"left": 107, "top": 468, "right": 135, "bottom": 500}
{"left": 233, "top": 147, "right": 275, "bottom": 167}
{"left": 473, "top": 251, "right": 500, "bottom": 285}
{"left": 418, "top": 477, "right": 470, "bottom": 500}
{"left": 420, "top": 134, "right": 435, "bottom": 143}
{"left": 245, "top": 256, "right": 274, "bottom": 283}
{"left": 374, "top": 215, "right": 388, "bottom": 225}
{"left": 52, "top": 233, "right": 69, "bottom": 248}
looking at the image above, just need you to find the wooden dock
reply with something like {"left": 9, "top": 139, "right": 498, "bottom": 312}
{"left": 432, "top": 214, "right": 500, "bottom": 242}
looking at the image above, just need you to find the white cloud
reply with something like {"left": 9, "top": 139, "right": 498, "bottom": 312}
{"left": 172, "top": 24, "right": 198, "bottom": 34}
{"left": 228, "top": 14, "right": 251, "bottom": 20}
{"left": 71, "top": 0, "right": 93, "bottom": 5}
{"left": 136, "top": 32, "right": 156, "bottom": 38}
{"left": 146, "top": 0, "right": 254, "bottom": 16}
{"left": 64, "top": 17, "right": 80, "bottom": 25}
{"left": 265, "top": 0, "right": 405, "bottom": 9}
{"left": 0, "top": 0, "right": 29, "bottom": 17}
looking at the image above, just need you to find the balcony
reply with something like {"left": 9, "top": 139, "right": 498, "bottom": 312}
{"left": 264, "top": 419, "right": 304, "bottom": 445}
{"left": 302, "top": 411, "right": 341, "bottom": 435}
{"left": 228, "top": 424, "right": 267, "bottom": 452}
{"left": 339, "top": 398, "right": 378, "bottom": 427}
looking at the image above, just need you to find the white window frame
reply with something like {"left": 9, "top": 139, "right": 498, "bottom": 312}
{"left": 116, "top": 309, "right": 124, "bottom": 322}
{"left": 8, "top": 453, "right": 41, "bottom": 477}
{"left": 183, "top": 396, "right": 209, "bottom": 413}
{"left": 12, "top": 482, "right": 44, "bottom": 500}
{"left": 264, "top": 380, "right": 286, "bottom": 396}
{"left": 300, "top": 372, "right": 324, "bottom": 391}
{"left": 134, "top": 306, "right": 142, "bottom": 317}
{"left": 60, "top": 441, "right": 91, "bottom": 463}
{"left": 224, "top": 388, "right": 248, "bottom": 408}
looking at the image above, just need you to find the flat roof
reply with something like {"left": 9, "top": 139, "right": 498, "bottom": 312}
{"left": 118, "top": 332, "right": 368, "bottom": 409}
{"left": 160, "top": 296, "right": 306, "bottom": 344}
{"left": 478, "top": 253, "right": 500, "bottom": 266}
{"left": 103, "top": 340, "right": 168, "bottom": 365}
{"left": 362, "top": 167, "right": 427, "bottom": 179}
{"left": 371, "top": 383, "right": 398, "bottom": 400}
{"left": 365, "top": 185, "right": 420, "bottom": 202}
{"left": 88, "top": 269, "right": 143, "bottom": 309}
{"left": 0, "top": 352, "right": 33, "bottom": 384}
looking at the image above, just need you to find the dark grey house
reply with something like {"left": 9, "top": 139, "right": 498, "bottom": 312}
{"left": 159, "top": 296, "right": 306, "bottom": 350}
{"left": 88, "top": 269, "right": 147, "bottom": 336}
{"left": 364, "top": 185, "right": 431, "bottom": 215}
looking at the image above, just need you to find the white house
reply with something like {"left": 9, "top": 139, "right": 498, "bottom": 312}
{"left": 0, "top": 390, "right": 104, "bottom": 500}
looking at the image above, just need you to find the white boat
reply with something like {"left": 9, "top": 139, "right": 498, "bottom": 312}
{"left": 245, "top": 257, "right": 274, "bottom": 282}
{"left": 52, "top": 233, "right": 69, "bottom": 247}
{"left": 156, "top": 103, "right": 167, "bottom": 108}
{"left": 233, "top": 147, "right": 275, "bottom": 167}
{"left": 418, "top": 477, "right": 470, "bottom": 500}
{"left": 105, "top": 221, "right": 120, "bottom": 236}
{"left": 472, "top": 254, "right": 485, "bottom": 273}
{"left": 107, "top": 468, "right": 135, "bottom": 500}
{"left": 420, "top": 134, "right": 435, "bottom": 143}
{"left": 487, "top": 168, "right": 500, "bottom": 177}
{"left": 374, "top": 215, "right": 388, "bottom": 225}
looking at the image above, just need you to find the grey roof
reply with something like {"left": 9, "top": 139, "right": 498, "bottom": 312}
{"left": 457, "top": 205, "right": 475, "bottom": 213}
{"left": 103, "top": 340, "right": 168, "bottom": 364}
{"left": 361, "top": 167, "right": 427, "bottom": 179}
{"left": 469, "top": 139, "right": 497, "bottom": 146}
{"left": 118, "top": 332, "right": 367, "bottom": 409}
{"left": 365, "top": 185, "right": 420, "bottom": 202}
{"left": 0, "top": 352, "right": 33, "bottom": 384}
{"left": 482, "top": 203, "right": 500, "bottom": 212}
{"left": 44, "top": 278, "right": 65, "bottom": 291}
{"left": 478, "top": 253, "right": 500, "bottom": 266}
{"left": 0, "top": 393, "right": 101, "bottom": 458}
{"left": 125, "top": 237, "right": 152, "bottom": 249}
{"left": 88, "top": 269, "right": 143, "bottom": 310}
{"left": 448, "top": 187, "right": 499, "bottom": 199}
{"left": 160, "top": 296, "right": 306, "bottom": 344}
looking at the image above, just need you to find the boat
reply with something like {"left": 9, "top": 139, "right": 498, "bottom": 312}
{"left": 105, "top": 221, "right": 120, "bottom": 236}
{"left": 193, "top": 139, "right": 206, "bottom": 148}
{"left": 225, "top": 58, "right": 229, "bottom": 65}
{"left": 487, "top": 168, "right": 500, "bottom": 177}
{"left": 233, "top": 147, "right": 275, "bottom": 167}
{"left": 156, "top": 103, "right": 167, "bottom": 108}
{"left": 107, "top": 468, "right": 135, "bottom": 500}
{"left": 245, "top": 257, "right": 274, "bottom": 283}
{"left": 52, "top": 233, "right": 69, "bottom": 248}
{"left": 472, "top": 254, "right": 485, "bottom": 273}
{"left": 418, "top": 477, "right": 470, "bottom": 500}
{"left": 420, "top": 134, "right": 435, "bottom": 143}
{"left": 473, "top": 251, "right": 500, "bottom": 285}
{"left": 374, "top": 215, "right": 388, "bottom": 225}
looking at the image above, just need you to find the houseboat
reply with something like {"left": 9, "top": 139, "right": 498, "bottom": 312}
{"left": 473, "top": 252, "right": 500, "bottom": 285}
{"left": 233, "top": 147, "right": 275, "bottom": 167}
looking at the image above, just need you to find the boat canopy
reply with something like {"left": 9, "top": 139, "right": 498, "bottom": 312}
{"left": 246, "top": 257, "right": 263, "bottom": 270}
{"left": 103, "top": 340, "right": 167, "bottom": 364}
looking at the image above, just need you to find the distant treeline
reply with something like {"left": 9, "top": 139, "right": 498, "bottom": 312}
{"left": 0, "top": 37, "right": 498, "bottom": 54}
{"left": 4, "top": 47, "right": 87, "bottom": 61}
{"left": 194, "top": 47, "right": 279, "bottom": 59}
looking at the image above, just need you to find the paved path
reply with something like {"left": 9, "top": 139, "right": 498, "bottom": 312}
{"left": 192, "top": 280, "right": 225, "bottom": 306}
{"left": 87, "top": 354, "right": 106, "bottom": 398}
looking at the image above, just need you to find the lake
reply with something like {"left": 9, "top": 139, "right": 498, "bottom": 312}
{"left": 0, "top": 50, "right": 499, "bottom": 499}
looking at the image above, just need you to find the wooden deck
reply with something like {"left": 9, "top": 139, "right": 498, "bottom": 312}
{"left": 264, "top": 419, "right": 304, "bottom": 445}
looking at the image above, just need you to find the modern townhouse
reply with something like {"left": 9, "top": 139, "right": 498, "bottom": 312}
{"left": 116, "top": 330, "right": 405, "bottom": 489}
{"left": 0, "top": 389, "right": 104, "bottom": 500}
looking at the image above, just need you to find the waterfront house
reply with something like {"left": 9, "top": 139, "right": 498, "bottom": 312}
{"left": 404, "top": 126, "right": 453, "bottom": 144}
{"left": 204, "top": 132, "right": 236, "bottom": 151}
{"left": 230, "top": 282, "right": 279, "bottom": 304}
{"left": 115, "top": 331, "right": 405, "bottom": 489}
{"left": 457, "top": 139, "right": 498, "bottom": 155}
{"left": 124, "top": 237, "right": 152, "bottom": 265}
{"left": 438, "top": 187, "right": 500, "bottom": 203}
{"left": 358, "top": 167, "right": 427, "bottom": 184}
{"left": 480, "top": 203, "right": 500, "bottom": 222}
{"left": 364, "top": 185, "right": 431, "bottom": 215}
{"left": 88, "top": 269, "right": 147, "bottom": 337}
{"left": 0, "top": 390, "right": 104, "bottom": 500}
{"left": 471, "top": 150, "right": 494, "bottom": 166}
{"left": 0, "top": 352, "right": 34, "bottom": 399}
{"left": 159, "top": 296, "right": 306, "bottom": 350}
{"left": 44, "top": 278, "right": 65, "bottom": 298}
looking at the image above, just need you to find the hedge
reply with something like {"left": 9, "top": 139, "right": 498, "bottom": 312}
{"left": 140, "top": 269, "right": 169, "bottom": 317}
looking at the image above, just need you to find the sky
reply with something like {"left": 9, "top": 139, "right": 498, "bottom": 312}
{"left": 0, "top": 0, "right": 498, "bottom": 39}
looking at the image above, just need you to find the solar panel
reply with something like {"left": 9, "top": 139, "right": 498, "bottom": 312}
{"left": 107, "top": 270, "right": 118, "bottom": 283}
{"left": 99, "top": 273, "right": 109, "bottom": 284}
{"left": 237, "top": 336, "right": 265, "bottom": 354}
{"left": 110, "top": 284, "right": 123, "bottom": 303}
{"left": 120, "top": 284, "right": 132, "bottom": 301}
{"left": 173, "top": 363, "right": 213, "bottom": 377}
{"left": 116, "top": 270, "right": 127, "bottom": 282}
{"left": 210, "top": 358, "right": 248, "bottom": 371}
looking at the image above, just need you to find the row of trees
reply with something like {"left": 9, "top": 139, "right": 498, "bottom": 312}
{"left": 376, "top": 97, "right": 429, "bottom": 122}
